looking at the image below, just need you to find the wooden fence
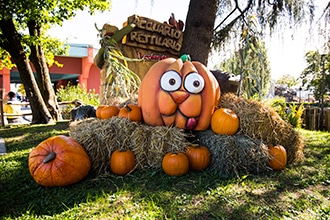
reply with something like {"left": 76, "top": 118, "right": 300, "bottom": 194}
{"left": 303, "top": 106, "right": 330, "bottom": 131}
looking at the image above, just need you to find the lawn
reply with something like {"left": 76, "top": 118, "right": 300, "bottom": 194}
{"left": 0, "top": 121, "right": 329, "bottom": 219}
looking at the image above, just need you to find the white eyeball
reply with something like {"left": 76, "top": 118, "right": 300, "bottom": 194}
{"left": 184, "top": 73, "right": 205, "bottom": 94}
{"left": 160, "top": 70, "right": 182, "bottom": 92}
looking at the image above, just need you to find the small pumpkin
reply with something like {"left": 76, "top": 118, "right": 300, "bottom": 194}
{"left": 100, "top": 105, "right": 120, "bottom": 119}
{"left": 268, "top": 145, "right": 287, "bottom": 170}
{"left": 211, "top": 108, "right": 239, "bottom": 135}
{"left": 162, "top": 152, "right": 189, "bottom": 176}
{"left": 138, "top": 55, "right": 220, "bottom": 130}
{"left": 28, "top": 135, "right": 91, "bottom": 187}
{"left": 110, "top": 150, "right": 136, "bottom": 175}
{"left": 96, "top": 105, "right": 106, "bottom": 118}
{"left": 118, "top": 104, "right": 142, "bottom": 122}
{"left": 185, "top": 145, "right": 211, "bottom": 171}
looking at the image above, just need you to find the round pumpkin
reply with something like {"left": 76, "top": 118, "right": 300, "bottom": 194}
{"left": 100, "top": 105, "right": 120, "bottom": 119}
{"left": 118, "top": 104, "right": 142, "bottom": 122}
{"left": 211, "top": 108, "right": 239, "bottom": 135}
{"left": 138, "top": 55, "right": 220, "bottom": 130}
{"left": 185, "top": 145, "right": 211, "bottom": 171}
{"left": 96, "top": 105, "right": 106, "bottom": 118}
{"left": 28, "top": 135, "right": 91, "bottom": 187}
{"left": 110, "top": 150, "right": 136, "bottom": 175}
{"left": 162, "top": 152, "right": 189, "bottom": 176}
{"left": 268, "top": 145, "right": 287, "bottom": 170}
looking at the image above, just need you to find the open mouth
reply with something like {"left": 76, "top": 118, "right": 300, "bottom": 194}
{"left": 161, "top": 109, "right": 198, "bottom": 130}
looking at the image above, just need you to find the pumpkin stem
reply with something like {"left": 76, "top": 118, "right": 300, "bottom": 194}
{"left": 43, "top": 151, "right": 56, "bottom": 163}
{"left": 180, "top": 54, "right": 191, "bottom": 62}
{"left": 125, "top": 105, "right": 132, "bottom": 112}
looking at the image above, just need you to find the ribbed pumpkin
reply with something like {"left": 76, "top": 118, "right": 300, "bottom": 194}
{"left": 185, "top": 145, "right": 211, "bottom": 171}
{"left": 138, "top": 55, "right": 220, "bottom": 130}
{"left": 268, "top": 145, "right": 287, "bottom": 170}
{"left": 96, "top": 105, "right": 106, "bottom": 118}
{"left": 110, "top": 150, "right": 136, "bottom": 175}
{"left": 100, "top": 105, "right": 120, "bottom": 119}
{"left": 162, "top": 152, "right": 189, "bottom": 176}
{"left": 118, "top": 104, "right": 142, "bottom": 122}
{"left": 28, "top": 135, "right": 91, "bottom": 187}
{"left": 211, "top": 108, "right": 239, "bottom": 135}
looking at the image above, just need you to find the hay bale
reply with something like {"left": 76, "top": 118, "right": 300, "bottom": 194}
{"left": 196, "top": 129, "right": 270, "bottom": 177}
{"left": 69, "top": 117, "right": 190, "bottom": 174}
{"left": 218, "top": 93, "right": 304, "bottom": 164}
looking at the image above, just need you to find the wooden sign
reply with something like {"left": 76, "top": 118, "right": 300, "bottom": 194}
{"left": 123, "top": 15, "right": 183, "bottom": 56}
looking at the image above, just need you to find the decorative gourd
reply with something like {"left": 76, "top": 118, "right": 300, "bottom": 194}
{"left": 28, "top": 135, "right": 91, "bottom": 187}
{"left": 110, "top": 150, "right": 136, "bottom": 175}
{"left": 138, "top": 55, "right": 220, "bottom": 130}
{"left": 100, "top": 105, "right": 120, "bottom": 119}
{"left": 162, "top": 152, "right": 189, "bottom": 176}
{"left": 211, "top": 108, "right": 239, "bottom": 135}
{"left": 185, "top": 145, "right": 211, "bottom": 171}
{"left": 268, "top": 145, "right": 287, "bottom": 170}
{"left": 118, "top": 104, "right": 142, "bottom": 122}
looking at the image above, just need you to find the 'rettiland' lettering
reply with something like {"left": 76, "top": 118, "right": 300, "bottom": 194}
{"left": 129, "top": 31, "right": 181, "bottom": 52}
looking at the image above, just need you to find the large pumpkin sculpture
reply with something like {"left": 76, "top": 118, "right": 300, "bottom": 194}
{"left": 138, "top": 55, "right": 220, "bottom": 130}
{"left": 28, "top": 135, "right": 91, "bottom": 187}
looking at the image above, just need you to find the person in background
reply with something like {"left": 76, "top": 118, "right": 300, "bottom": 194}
{"left": 4, "top": 91, "right": 23, "bottom": 124}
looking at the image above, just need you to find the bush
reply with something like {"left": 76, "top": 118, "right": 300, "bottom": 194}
{"left": 265, "top": 97, "right": 304, "bottom": 128}
{"left": 56, "top": 84, "right": 100, "bottom": 119}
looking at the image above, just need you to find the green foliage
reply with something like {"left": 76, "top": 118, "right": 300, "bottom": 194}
{"left": 56, "top": 83, "right": 99, "bottom": 107}
{"left": 300, "top": 50, "right": 330, "bottom": 102}
{"left": 266, "top": 97, "right": 304, "bottom": 128}
{"left": 220, "top": 16, "right": 271, "bottom": 99}
{"left": 275, "top": 74, "right": 299, "bottom": 88}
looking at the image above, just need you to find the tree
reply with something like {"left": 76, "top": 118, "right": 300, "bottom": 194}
{"left": 0, "top": 0, "right": 110, "bottom": 124}
{"left": 181, "top": 0, "right": 218, "bottom": 65}
{"left": 276, "top": 74, "right": 299, "bottom": 88}
{"left": 300, "top": 49, "right": 330, "bottom": 101}
{"left": 181, "top": 0, "right": 329, "bottom": 95}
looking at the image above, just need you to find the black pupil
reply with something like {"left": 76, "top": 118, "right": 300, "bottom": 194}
{"left": 169, "top": 78, "right": 176, "bottom": 85}
{"left": 193, "top": 80, "right": 200, "bottom": 87}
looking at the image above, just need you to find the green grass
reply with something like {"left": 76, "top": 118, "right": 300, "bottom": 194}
{"left": 0, "top": 123, "right": 329, "bottom": 219}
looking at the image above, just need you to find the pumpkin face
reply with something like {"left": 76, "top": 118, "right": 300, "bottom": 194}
{"left": 100, "top": 105, "right": 120, "bottom": 119}
{"left": 211, "top": 108, "right": 239, "bottom": 135}
{"left": 28, "top": 135, "right": 91, "bottom": 187}
{"left": 110, "top": 150, "right": 136, "bottom": 175}
{"left": 268, "top": 145, "right": 287, "bottom": 170}
{"left": 185, "top": 145, "right": 211, "bottom": 171}
{"left": 162, "top": 152, "right": 189, "bottom": 176}
{"left": 118, "top": 104, "right": 142, "bottom": 122}
{"left": 138, "top": 56, "right": 220, "bottom": 130}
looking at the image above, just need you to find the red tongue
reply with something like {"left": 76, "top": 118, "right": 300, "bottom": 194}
{"left": 186, "top": 117, "right": 197, "bottom": 130}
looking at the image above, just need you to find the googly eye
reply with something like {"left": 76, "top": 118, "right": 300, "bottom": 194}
{"left": 184, "top": 73, "right": 205, "bottom": 94}
{"left": 160, "top": 70, "right": 182, "bottom": 92}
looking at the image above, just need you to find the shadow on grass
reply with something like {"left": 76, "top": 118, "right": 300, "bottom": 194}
{"left": 0, "top": 126, "right": 329, "bottom": 219}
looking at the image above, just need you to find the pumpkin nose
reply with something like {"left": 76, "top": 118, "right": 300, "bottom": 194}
{"left": 170, "top": 91, "right": 189, "bottom": 104}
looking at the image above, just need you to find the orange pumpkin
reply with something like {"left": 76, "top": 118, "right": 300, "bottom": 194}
{"left": 162, "top": 152, "right": 189, "bottom": 176}
{"left": 185, "top": 145, "right": 211, "bottom": 171}
{"left": 268, "top": 145, "right": 287, "bottom": 170}
{"left": 211, "top": 108, "right": 239, "bottom": 135}
{"left": 118, "top": 104, "right": 142, "bottom": 122}
{"left": 28, "top": 135, "right": 91, "bottom": 187}
{"left": 110, "top": 150, "right": 136, "bottom": 175}
{"left": 138, "top": 55, "right": 220, "bottom": 130}
{"left": 96, "top": 105, "right": 106, "bottom": 118}
{"left": 100, "top": 105, "right": 120, "bottom": 119}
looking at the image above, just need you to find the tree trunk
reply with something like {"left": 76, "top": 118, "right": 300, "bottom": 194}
{"left": 180, "top": 0, "right": 218, "bottom": 65}
{"left": 0, "top": 18, "right": 53, "bottom": 124}
{"left": 27, "top": 20, "right": 61, "bottom": 120}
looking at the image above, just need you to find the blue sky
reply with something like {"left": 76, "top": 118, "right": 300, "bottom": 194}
{"left": 48, "top": 0, "right": 328, "bottom": 81}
